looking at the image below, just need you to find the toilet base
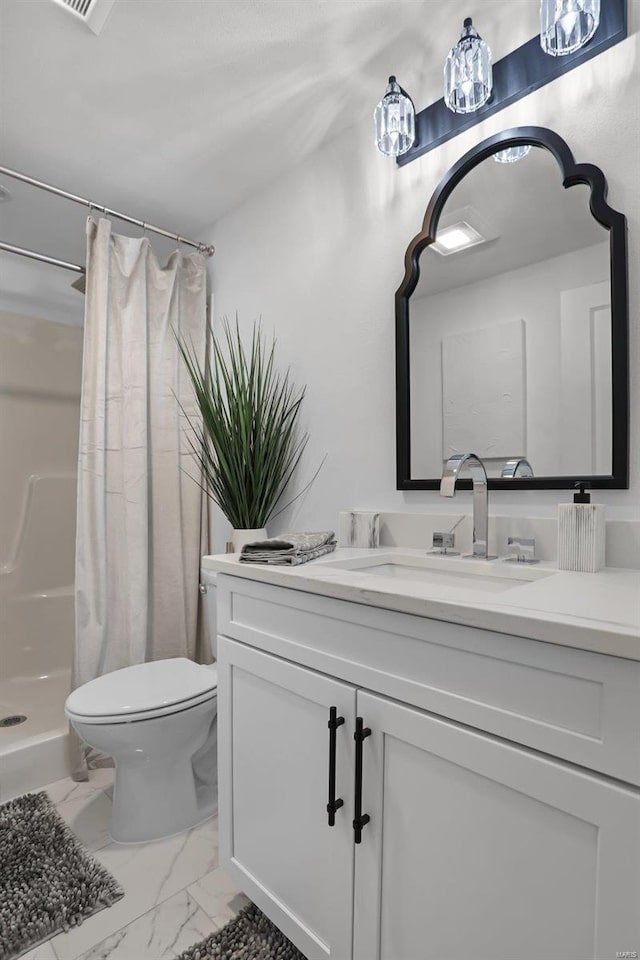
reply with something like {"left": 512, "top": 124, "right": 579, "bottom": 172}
{"left": 69, "top": 695, "right": 218, "bottom": 844}
{"left": 110, "top": 757, "right": 218, "bottom": 843}
{"left": 109, "top": 806, "right": 217, "bottom": 845}
{"left": 111, "top": 775, "right": 218, "bottom": 843}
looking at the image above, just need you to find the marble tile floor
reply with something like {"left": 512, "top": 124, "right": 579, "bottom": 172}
{"left": 18, "top": 769, "right": 249, "bottom": 960}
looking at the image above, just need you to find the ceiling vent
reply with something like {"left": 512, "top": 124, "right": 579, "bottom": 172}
{"left": 50, "top": 0, "right": 115, "bottom": 35}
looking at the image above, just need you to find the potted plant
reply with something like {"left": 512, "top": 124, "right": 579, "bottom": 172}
{"left": 178, "top": 318, "right": 315, "bottom": 552}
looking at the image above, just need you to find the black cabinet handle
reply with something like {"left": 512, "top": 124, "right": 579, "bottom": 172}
{"left": 327, "top": 706, "right": 345, "bottom": 826}
{"left": 353, "top": 716, "right": 371, "bottom": 843}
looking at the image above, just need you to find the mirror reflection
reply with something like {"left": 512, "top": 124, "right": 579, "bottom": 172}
{"left": 409, "top": 145, "right": 611, "bottom": 480}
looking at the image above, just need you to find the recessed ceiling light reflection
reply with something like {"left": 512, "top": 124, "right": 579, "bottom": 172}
{"left": 431, "top": 221, "right": 486, "bottom": 256}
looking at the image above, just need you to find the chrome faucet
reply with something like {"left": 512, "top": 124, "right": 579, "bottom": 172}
{"left": 440, "top": 453, "right": 496, "bottom": 559}
{"left": 501, "top": 458, "right": 534, "bottom": 478}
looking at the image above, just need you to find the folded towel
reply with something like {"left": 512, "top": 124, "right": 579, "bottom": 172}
{"left": 239, "top": 531, "right": 337, "bottom": 566}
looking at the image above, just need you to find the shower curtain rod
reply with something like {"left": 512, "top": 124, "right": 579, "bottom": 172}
{"left": 0, "top": 165, "right": 215, "bottom": 257}
{"left": 0, "top": 240, "right": 84, "bottom": 274}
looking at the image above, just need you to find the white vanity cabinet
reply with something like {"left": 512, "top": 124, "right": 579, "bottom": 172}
{"left": 216, "top": 574, "right": 640, "bottom": 960}
{"left": 217, "top": 638, "right": 356, "bottom": 960}
{"left": 353, "top": 691, "right": 639, "bottom": 960}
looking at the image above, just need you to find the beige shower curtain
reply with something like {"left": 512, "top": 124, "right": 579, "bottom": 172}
{"left": 72, "top": 217, "right": 210, "bottom": 779}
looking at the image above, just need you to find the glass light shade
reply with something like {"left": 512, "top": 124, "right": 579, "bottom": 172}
{"left": 374, "top": 76, "right": 415, "bottom": 157}
{"left": 444, "top": 18, "right": 493, "bottom": 114}
{"left": 494, "top": 144, "right": 532, "bottom": 163}
{"left": 540, "top": 0, "right": 600, "bottom": 56}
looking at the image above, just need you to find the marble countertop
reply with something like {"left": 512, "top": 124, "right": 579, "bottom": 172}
{"left": 201, "top": 547, "right": 640, "bottom": 661}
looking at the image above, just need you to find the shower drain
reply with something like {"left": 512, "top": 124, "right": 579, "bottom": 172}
{"left": 0, "top": 715, "right": 27, "bottom": 727}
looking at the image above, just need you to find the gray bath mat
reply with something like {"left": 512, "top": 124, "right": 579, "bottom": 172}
{"left": 179, "top": 903, "right": 307, "bottom": 960}
{"left": 0, "top": 791, "right": 123, "bottom": 960}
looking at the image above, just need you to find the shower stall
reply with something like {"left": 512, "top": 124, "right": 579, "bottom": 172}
{"left": 0, "top": 310, "right": 83, "bottom": 800}
{"left": 0, "top": 164, "right": 214, "bottom": 800}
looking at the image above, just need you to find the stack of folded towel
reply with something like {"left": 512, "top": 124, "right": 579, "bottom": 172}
{"left": 239, "top": 531, "right": 337, "bottom": 566}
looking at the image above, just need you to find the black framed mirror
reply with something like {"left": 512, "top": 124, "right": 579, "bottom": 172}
{"left": 396, "top": 126, "right": 629, "bottom": 490}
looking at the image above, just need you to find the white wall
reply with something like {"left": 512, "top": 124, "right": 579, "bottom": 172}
{"left": 208, "top": 21, "right": 640, "bottom": 546}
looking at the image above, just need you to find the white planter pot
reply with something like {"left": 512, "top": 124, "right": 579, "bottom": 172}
{"left": 231, "top": 528, "right": 268, "bottom": 553}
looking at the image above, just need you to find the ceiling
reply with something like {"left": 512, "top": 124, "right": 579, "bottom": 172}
{"left": 0, "top": 0, "right": 540, "bottom": 272}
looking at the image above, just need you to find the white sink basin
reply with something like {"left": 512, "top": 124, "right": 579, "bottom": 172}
{"left": 324, "top": 554, "right": 555, "bottom": 594}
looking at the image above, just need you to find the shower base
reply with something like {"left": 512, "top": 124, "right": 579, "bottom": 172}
{"left": 0, "top": 669, "right": 71, "bottom": 802}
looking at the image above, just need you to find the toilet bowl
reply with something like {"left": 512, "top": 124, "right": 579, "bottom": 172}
{"left": 65, "top": 574, "right": 219, "bottom": 843}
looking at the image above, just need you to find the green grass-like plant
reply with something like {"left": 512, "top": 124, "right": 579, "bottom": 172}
{"left": 177, "top": 318, "right": 313, "bottom": 530}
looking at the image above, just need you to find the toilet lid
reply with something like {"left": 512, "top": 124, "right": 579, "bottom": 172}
{"left": 65, "top": 658, "right": 217, "bottom": 721}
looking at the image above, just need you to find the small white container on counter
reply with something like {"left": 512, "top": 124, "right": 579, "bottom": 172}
{"left": 557, "top": 484, "right": 605, "bottom": 573}
{"left": 339, "top": 511, "right": 380, "bottom": 548}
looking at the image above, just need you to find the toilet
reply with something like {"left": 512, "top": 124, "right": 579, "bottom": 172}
{"left": 65, "top": 573, "right": 218, "bottom": 843}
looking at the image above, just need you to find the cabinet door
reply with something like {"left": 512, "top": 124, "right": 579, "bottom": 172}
{"left": 218, "top": 636, "right": 356, "bottom": 960}
{"left": 354, "top": 690, "right": 640, "bottom": 960}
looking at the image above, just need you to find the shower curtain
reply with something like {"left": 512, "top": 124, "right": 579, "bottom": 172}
{"left": 72, "top": 217, "right": 210, "bottom": 779}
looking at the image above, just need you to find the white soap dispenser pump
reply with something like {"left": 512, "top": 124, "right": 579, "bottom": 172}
{"left": 557, "top": 482, "right": 606, "bottom": 573}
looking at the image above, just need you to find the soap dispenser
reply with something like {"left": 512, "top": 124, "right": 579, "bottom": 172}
{"left": 557, "top": 482, "right": 605, "bottom": 573}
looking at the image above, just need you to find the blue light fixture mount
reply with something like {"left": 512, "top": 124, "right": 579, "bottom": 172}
{"left": 396, "top": 0, "right": 626, "bottom": 167}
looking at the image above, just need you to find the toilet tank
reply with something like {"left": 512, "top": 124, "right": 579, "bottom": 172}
{"left": 201, "top": 569, "right": 218, "bottom": 660}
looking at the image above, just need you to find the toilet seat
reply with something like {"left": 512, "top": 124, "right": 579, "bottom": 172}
{"left": 65, "top": 658, "right": 218, "bottom": 725}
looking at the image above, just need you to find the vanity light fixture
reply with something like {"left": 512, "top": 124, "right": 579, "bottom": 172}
{"left": 373, "top": 76, "right": 416, "bottom": 158}
{"left": 444, "top": 17, "right": 493, "bottom": 114}
{"left": 431, "top": 221, "right": 486, "bottom": 256}
{"left": 540, "top": 0, "right": 601, "bottom": 56}
{"left": 494, "top": 144, "right": 532, "bottom": 163}
{"left": 376, "top": 0, "right": 624, "bottom": 165}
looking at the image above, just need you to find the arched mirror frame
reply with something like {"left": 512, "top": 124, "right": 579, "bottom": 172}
{"left": 395, "top": 126, "right": 629, "bottom": 491}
